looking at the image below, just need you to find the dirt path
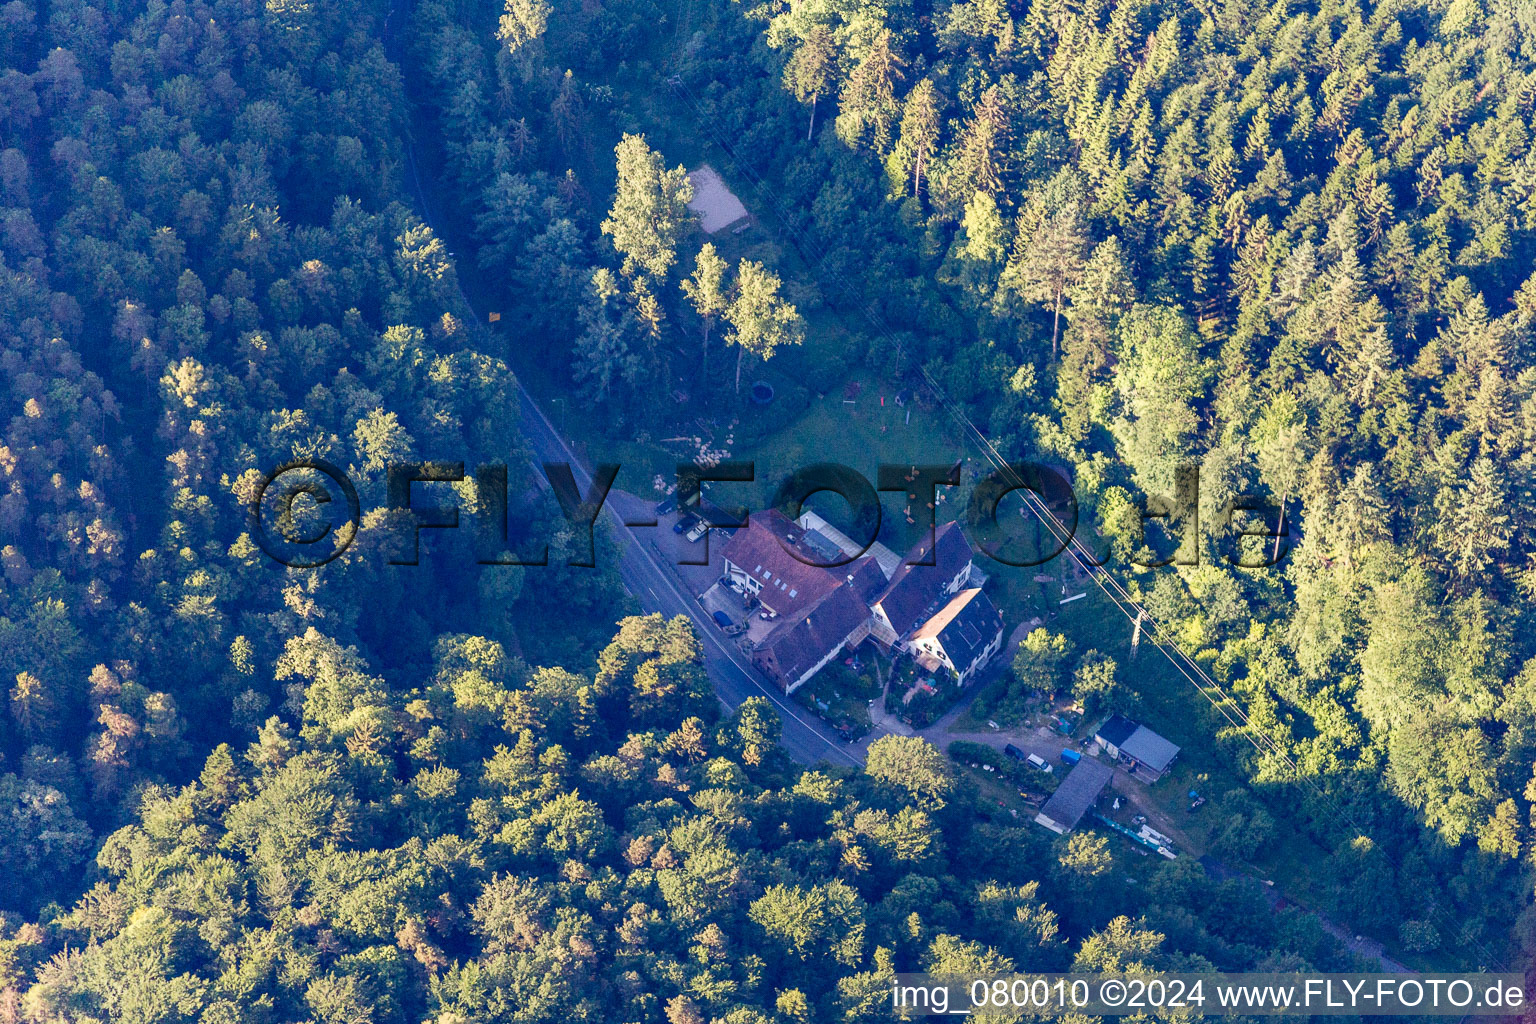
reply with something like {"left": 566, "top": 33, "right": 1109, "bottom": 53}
{"left": 944, "top": 722, "right": 1411, "bottom": 972}
{"left": 868, "top": 657, "right": 915, "bottom": 738}
{"left": 936, "top": 722, "right": 1204, "bottom": 851}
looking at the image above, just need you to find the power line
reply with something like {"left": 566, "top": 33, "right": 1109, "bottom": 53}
{"left": 659, "top": 67, "right": 1513, "bottom": 971}
{"left": 664, "top": 72, "right": 1280, "bottom": 765}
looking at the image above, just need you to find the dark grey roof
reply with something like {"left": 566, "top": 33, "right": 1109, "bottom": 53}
{"left": 800, "top": 529, "right": 846, "bottom": 565}
{"left": 873, "top": 521, "right": 974, "bottom": 637}
{"left": 1095, "top": 713, "right": 1138, "bottom": 748}
{"left": 911, "top": 589, "right": 1004, "bottom": 673}
{"left": 1120, "top": 725, "right": 1180, "bottom": 773}
{"left": 1038, "top": 758, "right": 1114, "bottom": 830}
{"left": 757, "top": 583, "right": 870, "bottom": 685}
{"left": 844, "top": 557, "right": 889, "bottom": 605}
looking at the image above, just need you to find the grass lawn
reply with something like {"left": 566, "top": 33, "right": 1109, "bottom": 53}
{"left": 509, "top": 361, "right": 968, "bottom": 514}
{"left": 1040, "top": 573, "right": 1343, "bottom": 917}
{"left": 497, "top": 60, "right": 1395, "bottom": 960}
{"left": 955, "top": 561, "right": 1345, "bottom": 917}
{"left": 742, "top": 391, "right": 963, "bottom": 515}
{"left": 951, "top": 760, "right": 1045, "bottom": 822}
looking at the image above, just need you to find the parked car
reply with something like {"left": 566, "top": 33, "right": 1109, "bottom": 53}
{"left": 711, "top": 610, "right": 734, "bottom": 629}
{"left": 655, "top": 495, "right": 677, "bottom": 516}
{"left": 1061, "top": 748, "right": 1082, "bottom": 765}
{"left": 1026, "top": 753, "right": 1053, "bottom": 773}
{"left": 673, "top": 514, "right": 697, "bottom": 534}
{"left": 1004, "top": 744, "right": 1025, "bottom": 761}
{"left": 686, "top": 520, "right": 708, "bottom": 542}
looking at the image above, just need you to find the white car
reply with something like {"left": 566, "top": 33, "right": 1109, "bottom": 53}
{"left": 1026, "top": 754, "right": 1053, "bottom": 773}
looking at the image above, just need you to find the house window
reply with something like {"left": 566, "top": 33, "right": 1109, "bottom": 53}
{"left": 763, "top": 570, "right": 772, "bottom": 580}
{"left": 788, "top": 589, "right": 797, "bottom": 598}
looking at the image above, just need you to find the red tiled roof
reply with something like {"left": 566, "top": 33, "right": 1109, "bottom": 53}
{"left": 756, "top": 583, "right": 870, "bottom": 687}
{"left": 720, "top": 509, "right": 841, "bottom": 615}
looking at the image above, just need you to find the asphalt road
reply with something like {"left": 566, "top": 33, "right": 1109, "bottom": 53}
{"left": 510, "top": 388, "right": 865, "bottom": 768}
{"left": 380, "top": 7, "right": 1501, "bottom": 976}
{"left": 380, "top": 5, "right": 863, "bottom": 770}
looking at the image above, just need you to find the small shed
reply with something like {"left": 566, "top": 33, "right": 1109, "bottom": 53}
{"left": 1119, "top": 726, "right": 1180, "bottom": 778}
{"left": 1094, "top": 714, "right": 1138, "bottom": 756}
{"left": 1094, "top": 713, "right": 1180, "bottom": 782}
{"left": 1034, "top": 758, "right": 1114, "bottom": 834}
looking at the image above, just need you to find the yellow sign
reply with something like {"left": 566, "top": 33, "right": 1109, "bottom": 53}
{"left": 488, "top": 312, "right": 501, "bottom": 322}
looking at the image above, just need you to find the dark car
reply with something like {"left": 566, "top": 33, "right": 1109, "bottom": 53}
{"left": 673, "top": 514, "right": 697, "bottom": 534}
{"left": 1004, "top": 743, "right": 1025, "bottom": 761}
{"left": 654, "top": 495, "right": 677, "bottom": 516}
{"left": 711, "top": 610, "right": 734, "bottom": 629}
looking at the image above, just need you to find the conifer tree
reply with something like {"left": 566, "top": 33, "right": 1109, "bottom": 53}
{"left": 891, "top": 78, "right": 942, "bottom": 198}
{"left": 835, "top": 31, "right": 904, "bottom": 154}
{"left": 784, "top": 26, "right": 837, "bottom": 141}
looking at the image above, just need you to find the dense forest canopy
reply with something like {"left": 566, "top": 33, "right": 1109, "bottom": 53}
{"left": 404, "top": 0, "right": 1536, "bottom": 943}
{"left": 0, "top": 0, "right": 1534, "bottom": 1018}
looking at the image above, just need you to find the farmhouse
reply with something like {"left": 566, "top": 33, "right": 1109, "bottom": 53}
{"left": 721, "top": 510, "right": 885, "bottom": 693}
{"left": 1035, "top": 757, "right": 1114, "bottom": 834}
{"left": 720, "top": 510, "right": 844, "bottom": 620}
{"left": 719, "top": 511, "right": 1010, "bottom": 695}
{"left": 1094, "top": 714, "right": 1181, "bottom": 782}
{"left": 749, "top": 584, "right": 873, "bottom": 694}
{"left": 905, "top": 588, "right": 1005, "bottom": 686}
{"left": 869, "top": 521, "right": 978, "bottom": 647}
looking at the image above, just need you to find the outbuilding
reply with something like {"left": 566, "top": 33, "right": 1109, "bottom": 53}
{"left": 1034, "top": 758, "right": 1114, "bottom": 834}
{"left": 1094, "top": 714, "right": 1180, "bottom": 782}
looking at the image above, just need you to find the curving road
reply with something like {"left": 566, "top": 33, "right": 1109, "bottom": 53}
{"left": 383, "top": 1, "right": 864, "bottom": 767}
{"left": 513, "top": 390, "right": 868, "bottom": 768}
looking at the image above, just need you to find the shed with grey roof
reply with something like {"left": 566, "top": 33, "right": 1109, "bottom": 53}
{"left": 1034, "top": 758, "right": 1114, "bottom": 834}
{"left": 1093, "top": 713, "right": 1181, "bottom": 782}
{"left": 1119, "top": 726, "right": 1180, "bottom": 777}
